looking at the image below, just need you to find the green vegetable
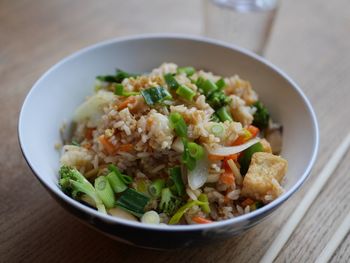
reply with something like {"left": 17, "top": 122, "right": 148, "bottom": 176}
{"left": 216, "top": 78, "right": 226, "bottom": 90}
{"left": 169, "top": 200, "right": 207, "bottom": 224}
{"left": 197, "top": 78, "right": 218, "bottom": 96}
{"left": 141, "top": 86, "right": 172, "bottom": 105}
{"left": 116, "top": 188, "right": 150, "bottom": 217}
{"left": 207, "top": 90, "right": 230, "bottom": 110}
{"left": 177, "top": 66, "right": 195, "bottom": 76}
{"left": 169, "top": 112, "right": 188, "bottom": 137}
{"left": 182, "top": 138, "right": 197, "bottom": 171}
{"left": 149, "top": 179, "right": 166, "bottom": 198}
{"left": 134, "top": 178, "right": 150, "bottom": 196}
{"left": 95, "top": 176, "right": 115, "bottom": 209}
{"left": 108, "top": 164, "right": 132, "bottom": 185}
{"left": 176, "top": 85, "right": 196, "bottom": 101}
{"left": 169, "top": 167, "right": 185, "bottom": 196}
{"left": 210, "top": 123, "right": 225, "bottom": 137}
{"left": 198, "top": 194, "right": 210, "bottom": 214}
{"left": 164, "top": 73, "right": 179, "bottom": 90}
{"left": 216, "top": 106, "right": 233, "bottom": 122}
{"left": 71, "top": 139, "right": 80, "bottom": 146}
{"left": 188, "top": 142, "right": 204, "bottom": 160}
{"left": 59, "top": 166, "right": 106, "bottom": 214}
{"left": 252, "top": 101, "right": 270, "bottom": 130}
{"left": 106, "top": 170, "right": 127, "bottom": 193}
{"left": 159, "top": 188, "right": 182, "bottom": 215}
{"left": 114, "top": 84, "right": 139, "bottom": 96}
{"left": 97, "top": 69, "right": 138, "bottom": 83}
{"left": 210, "top": 113, "right": 220, "bottom": 122}
{"left": 238, "top": 142, "right": 264, "bottom": 175}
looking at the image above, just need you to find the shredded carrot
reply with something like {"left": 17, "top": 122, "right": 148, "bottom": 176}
{"left": 232, "top": 129, "right": 252, "bottom": 146}
{"left": 192, "top": 216, "right": 212, "bottom": 224}
{"left": 85, "top": 128, "right": 94, "bottom": 140}
{"left": 208, "top": 154, "right": 225, "bottom": 161}
{"left": 118, "top": 96, "right": 136, "bottom": 110}
{"left": 247, "top": 125, "right": 259, "bottom": 138}
{"left": 118, "top": 144, "right": 133, "bottom": 152}
{"left": 220, "top": 171, "right": 235, "bottom": 186}
{"left": 99, "top": 135, "right": 117, "bottom": 155}
{"left": 241, "top": 198, "right": 255, "bottom": 207}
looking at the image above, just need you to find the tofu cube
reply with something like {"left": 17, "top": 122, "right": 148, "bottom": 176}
{"left": 241, "top": 152, "right": 288, "bottom": 203}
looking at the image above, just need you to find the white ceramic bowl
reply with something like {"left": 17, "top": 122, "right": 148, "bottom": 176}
{"left": 18, "top": 34, "right": 319, "bottom": 249}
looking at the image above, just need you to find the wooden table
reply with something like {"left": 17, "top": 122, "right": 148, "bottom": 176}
{"left": 1, "top": 0, "right": 350, "bottom": 262}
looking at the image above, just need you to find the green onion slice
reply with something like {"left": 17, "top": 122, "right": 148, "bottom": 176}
{"left": 164, "top": 73, "right": 179, "bottom": 90}
{"left": 169, "top": 167, "right": 185, "bottom": 196}
{"left": 95, "top": 176, "right": 116, "bottom": 209}
{"left": 149, "top": 179, "right": 166, "bottom": 198}
{"left": 169, "top": 200, "right": 207, "bottom": 224}
{"left": 177, "top": 66, "right": 195, "bottom": 76}
{"left": 141, "top": 86, "right": 172, "bottom": 105}
{"left": 216, "top": 106, "right": 233, "bottom": 122}
{"left": 116, "top": 188, "right": 150, "bottom": 217}
{"left": 176, "top": 85, "right": 196, "bottom": 101}
{"left": 188, "top": 142, "right": 204, "bottom": 160}
{"left": 169, "top": 112, "right": 188, "bottom": 138}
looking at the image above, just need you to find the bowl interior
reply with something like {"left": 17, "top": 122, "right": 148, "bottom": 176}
{"left": 19, "top": 35, "right": 318, "bottom": 227}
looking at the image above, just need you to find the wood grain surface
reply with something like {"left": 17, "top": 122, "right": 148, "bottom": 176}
{"left": 1, "top": 0, "right": 350, "bottom": 262}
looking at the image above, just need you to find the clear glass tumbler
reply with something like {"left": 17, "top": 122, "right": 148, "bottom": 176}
{"left": 203, "top": 0, "right": 278, "bottom": 55}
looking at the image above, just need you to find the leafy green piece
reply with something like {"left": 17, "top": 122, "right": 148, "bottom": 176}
{"left": 96, "top": 69, "right": 138, "bottom": 83}
{"left": 169, "top": 167, "right": 185, "bottom": 196}
{"left": 168, "top": 200, "right": 207, "bottom": 224}
{"left": 238, "top": 142, "right": 264, "bottom": 175}
{"left": 252, "top": 101, "right": 270, "bottom": 130}
{"left": 141, "top": 86, "right": 172, "bottom": 105}
{"left": 164, "top": 73, "right": 179, "bottom": 90}
{"left": 116, "top": 188, "right": 150, "bottom": 217}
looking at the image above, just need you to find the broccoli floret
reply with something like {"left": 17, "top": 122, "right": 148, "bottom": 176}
{"left": 207, "top": 91, "right": 230, "bottom": 110}
{"left": 252, "top": 101, "right": 270, "bottom": 130}
{"left": 159, "top": 188, "right": 182, "bottom": 216}
{"left": 59, "top": 166, "right": 107, "bottom": 214}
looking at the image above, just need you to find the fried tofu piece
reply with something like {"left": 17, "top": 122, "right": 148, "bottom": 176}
{"left": 241, "top": 152, "right": 288, "bottom": 203}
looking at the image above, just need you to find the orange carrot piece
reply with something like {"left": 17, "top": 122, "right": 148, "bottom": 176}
{"left": 224, "top": 153, "right": 238, "bottom": 162}
{"left": 247, "top": 125, "right": 259, "bottom": 138}
{"left": 208, "top": 154, "right": 225, "bottom": 161}
{"left": 220, "top": 171, "right": 235, "bottom": 186}
{"left": 118, "top": 96, "right": 136, "bottom": 110}
{"left": 192, "top": 216, "right": 213, "bottom": 224}
{"left": 118, "top": 144, "right": 133, "bottom": 152}
{"left": 232, "top": 129, "right": 252, "bottom": 146}
{"left": 99, "top": 135, "right": 116, "bottom": 155}
{"left": 241, "top": 198, "right": 255, "bottom": 207}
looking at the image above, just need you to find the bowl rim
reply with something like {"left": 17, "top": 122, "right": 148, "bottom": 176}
{"left": 18, "top": 33, "right": 319, "bottom": 231}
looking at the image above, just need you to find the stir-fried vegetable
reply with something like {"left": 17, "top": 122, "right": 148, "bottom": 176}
{"left": 169, "top": 200, "right": 207, "bottom": 224}
{"left": 252, "top": 101, "right": 270, "bottom": 130}
{"left": 207, "top": 90, "right": 230, "bottom": 110}
{"left": 207, "top": 137, "right": 261, "bottom": 156}
{"left": 114, "top": 84, "right": 139, "bottom": 96}
{"left": 95, "top": 176, "right": 115, "bottom": 209}
{"left": 177, "top": 66, "right": 195, "bottom": 76}
{"left": 59, "top": 166, "right": 107, "bottom": 214}
{"left": 109, "top": 164, "right": 132, "bottom": 184}
{"left": 141, "top": 210, "right": 160, "bottom": 224}
{"left": 198, "top": 194, "right": 210, "bottom": 213}
{"left": 97, "top": 69, "right": 138, "bottom": 83}
{"left": 210, "top": 123, "right": 225, "bottom": 137}
{"left": 106, "top": 168, "right": 128, "bottom": 193}
{"left": 116, "top": 188, "right": 150, "bottom": 217}
{"left": 216, "top": 106, "right": 233, "bottom": 122}
{"left": 176, "top": 85, "right": 196, "bottom": 101}
{"left": 159, "top": 188, "right": 182, "bottom": 215}
{"left": 141, "top": 86, "right": 172, "bottom": 105}
{"left": 149, "top": 179, "right": 166, "bottom": 198}
{"left": 164, "top": 73, "right": 179, "bottom": 90}
{"left": 216, "top": 78, "right": 226, "bottom": 90}
{"left": 169, "top": 112, "right": 188, "bottom": 137}
{"left": 188, "top": 142, "right": 205, "bottom": 160}
{"left": 238, "top": 142, "right": 264, "bottom": 175}
{"left": 182, "top": 138, "right": 197, "bottom": 171}
{"left": 169, "top": 166, "right": 185, "bottom": 196}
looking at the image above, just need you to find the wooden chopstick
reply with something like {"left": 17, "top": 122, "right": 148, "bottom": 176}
{"left": 315, "top": 210, "right": 350, "bottom": 263}
{"left": 260, "top": 133, "right": 350, "bottom": 263}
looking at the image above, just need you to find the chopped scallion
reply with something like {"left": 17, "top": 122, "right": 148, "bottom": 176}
{"left": 188, "top": 142, "right": 204, "bottom": 160}
{"left": 177, "top": 66, "right": 195, "bottom": 76}
{"left": 216, "top": 78, "right": 226, "bottom": 90}
{"left": 164, "top": 73, "right": 179, "bottom": 90}
{"left": 94, "top": 176, "right": 116, "bottom": 209}
{"left": 176, "top": 85, "right": 196, "bottom": 101}
{"left": 168, "top": 200, "right": 207, "bottom": 224}
{"left": 182, "top": 138, "right": 197, "bottom": 171}
{"left": 198, "top": 194, "right": 210, "bottom": 213}
{"left": 197, "top": 79, "right": 218, "bottom": 96}
{"left": 169, "top": 167, "right": 185, "bottom": 196}
{"left": 210, "top": 123, "right": 225, "bottom": 137}
{"left": 116, "top": 188, "right": 150, "bottom": 217}
{"left": 216, "top": 106, "right": 233, "bottom": 122}
{"left": 97, "top": 69, "right": 138, "bottom": 83}
{"left": 108, "top": 164, "right": 132, "bottom": 185}
{"left": 141, "top": 86, "right": 172, "bottom": 105}
{"left": 169, "top": 112, "right": 188, "bottom": 137}
{"left": 149, "top": 179, "right": 166, "bottom": 198}
{"left": 114, "top": 84, "right": 139, "bottom": 96}
{"left": 106, "top": 171, "right": 127, "bottom": 193}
